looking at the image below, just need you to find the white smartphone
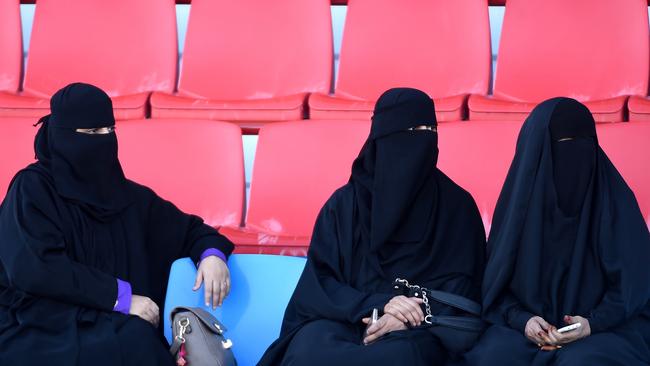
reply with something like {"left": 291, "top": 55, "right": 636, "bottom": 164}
{"left": 557, "top": 322, "right": 581, "bottom": 333}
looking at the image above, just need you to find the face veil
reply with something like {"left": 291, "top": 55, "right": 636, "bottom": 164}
{"left": 33, "top": 82, "right": 131, "bottom": 221}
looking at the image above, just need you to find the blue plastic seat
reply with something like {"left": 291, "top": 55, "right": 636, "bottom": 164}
{"left": 164, "top": 254, "right": 307, "bottom": 366}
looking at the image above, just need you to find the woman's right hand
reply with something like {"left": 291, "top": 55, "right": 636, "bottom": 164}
{"left": 524, "top": 316, "right": 554, "bottom": 345}
{"left": 130, "top": 295, "right": 159, "bottom": 327}
{"left": 383, "top": 295, "right": 424, "bottom": 327}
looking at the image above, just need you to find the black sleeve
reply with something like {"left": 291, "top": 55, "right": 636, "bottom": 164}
{"left": 147, "top": 193, "right": 234, "bottom": 265}
{"left": 0, "top": 173, "right": 117, "bottom": 311}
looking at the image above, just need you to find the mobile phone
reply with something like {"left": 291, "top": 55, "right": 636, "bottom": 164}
{"left": 557, "top": 322, "right": 581, "bottom": 333}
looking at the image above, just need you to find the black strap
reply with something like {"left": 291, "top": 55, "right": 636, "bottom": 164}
{"left": 427, "top": 290, "right": 482, "bottom": 316}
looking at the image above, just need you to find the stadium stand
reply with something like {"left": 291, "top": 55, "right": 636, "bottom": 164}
{"left": 0, "top": 0, "right": 21, "bottom": 94}
{"left": 468, "top": 0, "right": 649, "bottom": 122}
{"left": 308, "top": 0, "right": 491, "bottom": 122}
{"left": 150, "top": 0, "right": 333, "bottom": 132}
{"left": 220, "top": 120, "right": 370, "bottom": 255}
{"left": 0, "top": 0, "right": 177, "bottom": 120}
{"left": 628, "top": 95, "right": 650, "bottom": 122}
{"left": 164, "top": 255, "right": 306, "bottom": 366}
{"left": 117, "top": 119, "right": 245, "bottom": 228}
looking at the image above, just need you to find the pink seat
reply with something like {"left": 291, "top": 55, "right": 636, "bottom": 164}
{"left": 221, "top": 120, "right": 370, "bottom": 255}
{"left": 0, "top": 0, "right": 177, "bottom": 120}
{"left": 597, "top": 122, "right": 650, "bottom": 227}
{"left": 151, "top": 0, "right": 332, "bottom": 132}
{"left": 437, "top": 122, "right": 520, "bottom": 233}
{"left": 627, "top": 95, "right": 650, "bottom": 122}
{"left": 0, "top": 0, "right": 21, "bottom": 93}
{"left": 0, "top": 118, "right": 39, "bottom": 200}
{"left": 117, "top": 119, "right": 245, "bottom": 228}
{"left": 468, "top": 0, "right": 649, "bottom": 122}
{"left": 309, "top": 0, "right": 491, "bottom": 122}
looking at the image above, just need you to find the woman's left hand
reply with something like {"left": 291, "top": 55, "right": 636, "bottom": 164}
{"left": 193, "top": 256, "right": 230, "bottom": 309}
{"left": 362, "top": 313, "right": 408, "bottom": 345}
{"left": 546, "top": 315, "right": 591, "bottom": 345}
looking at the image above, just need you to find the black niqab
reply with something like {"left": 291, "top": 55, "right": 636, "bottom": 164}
{"left": 34, "top": 83, "right": 131, "bottom": 221}
{"left": 482, "top": 97, "right": 650, "bottom": 333}
{"left": 258, "top": 88, "right": 486, "bottom": 365}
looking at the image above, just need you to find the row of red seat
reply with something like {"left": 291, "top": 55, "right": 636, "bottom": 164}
{"left": 1, "top": 118, "right": 648, "bottom": 255}
{"left": 2, "top": 0, "right": 650, "bottom": 133}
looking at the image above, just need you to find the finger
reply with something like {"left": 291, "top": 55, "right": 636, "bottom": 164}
{"left": 394, "top": 299, "right": 422, "bottom": 324}
{"left": 193, "top": 271, "right": 204, "bottom": 291}
{"left": 390, "top": 302, "right": 418, "bottom": 326}
{"left": 538, "top": 331, "right": 554, "bottom": 345}
{"left": 219, "top": 280, "right": 227, "bottom": 307}
{"left": 402, "top": 298, "right": 425, "bottom": 321}
{"left": 366, "top": 318, "right": 384, "bottom": 336}
{"left": 204, "top": 278, "right": 213, "bottom": 308}
{"left": 212, "top": 280, "right": 220, "bottom": 310}
{"left": 408, "top": 296, "right": 424, "bottom": 304}
{"left": 362, "top": 317, "right": 370, "bottom": 324}
{"left": 384, "top": 305, "right": 409, "bottom": 323}
{"left": 546, "top": 330, "right": 561, "bottom": 345}
{"left": 537, "top": 318, "right": 551, "bottom": 332}
{"left": 364, "top": 323, "right": 387, "bottom": 344}
{"left": 564, "top": 315, "right": 574, "bottom": 325}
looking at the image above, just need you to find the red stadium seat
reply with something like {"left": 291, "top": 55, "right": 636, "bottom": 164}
{"left": 437, "top": 122, "right": 520, "bottom": 234}
{"left": 308, "top": 0, "right": 491, "bottom": 122}
{"left": 117, "top": 119, "right": 245, "bottom": 228}
{"left": 150, "top": 0, "right": 333, "bottom": 132}
{"left": 0, "top": 0, "right": 177, "bottom": 120}
{"left": 0, "top": 0, "right": 22, "bottom": 93}
{"left": 627, "top": 96, "right": 650, "bottom": 122}
{"left": 0, "top": 118, "right": 39, "bottom": 200}
{"left": 221, "top": 120, "right": 370, "bottom": 255}
{"left": 597, "top": 122, "right": 650, "bottom": 227}
{"left": 468, "top": 0, "right": 649, "bottom": 122}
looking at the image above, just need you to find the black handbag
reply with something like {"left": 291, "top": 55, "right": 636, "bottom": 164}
{"left": 392, "top": 278, "right": 486, "bottom": 353}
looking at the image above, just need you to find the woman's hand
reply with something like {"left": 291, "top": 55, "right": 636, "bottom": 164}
{"left": 546, "top": 315, "right": 591, "bottom": 345}
{"left": 524, "top": 316, "right": 553, "bottom": 345}
{"left": 130, "top": 295, "right": 159, "bottom": 327}
{"left": 362, "top": 313, "right": 408, "bottom": 345}
{"left": 383, "top": 295, "right": 424, "bottom": 327}
{"left": 193, "top": 256, "right": 230, "bottom": 309}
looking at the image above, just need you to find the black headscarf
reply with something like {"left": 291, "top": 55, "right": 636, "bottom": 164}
{"left": 482, "top": 97, "right": 650, "bottom": 333}
{"left": 34, "top": 83, "right": 131, "bottom": 221}
{"left": 258, "top": 88, "right": 486, "bottom": 364}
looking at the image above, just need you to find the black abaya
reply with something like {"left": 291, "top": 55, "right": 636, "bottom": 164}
{"left": 463, "top": 98, "right": 650, "bottom": 366}
{"left": 0, "top": 84, "right": 234, "bottom": 365}
{"left": 258, "top": 88, "right": 486, "bottom": 366}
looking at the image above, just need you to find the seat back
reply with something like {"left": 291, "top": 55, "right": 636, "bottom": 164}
{"left": 178, "top": 0, "right": 332, "bottom": 100}
{"left": 0, "top": 0, "right": 22, "bottom": 93}
{"left": 246, "top": 120, "right": 369, "bottom": 236}
{"left": 437, "top": 122, "right": 520, "bottom": 233}
{"left": 164, "top": 255, "right": 307, "bottom": 366}
{"left": 598, "top": 122, "right": 650, "bottom": 227}
{"left": 493, "top": 0, "right": 649, "bottom": 102}
{"left": 117, "top": 119, "right": 244, "bottom": 227}
{"left": 336, "top": 0, "right": 491, "bottom": 100}
{"left": 23, "top": 0, "right": 177, "bottom": 97}
{"left": 0, "top": 118, "right": 38, "bottom": 200}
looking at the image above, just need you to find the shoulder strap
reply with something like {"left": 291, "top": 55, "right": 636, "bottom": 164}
{"left": 426, "top": 289, "right": 482, "bottom": 316}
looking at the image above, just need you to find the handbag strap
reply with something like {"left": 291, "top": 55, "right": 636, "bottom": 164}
{"left": 426, "top": 290, "right": 482, "bottom": 316}
{"left": 171, "top": 306, "right": 228, "bottom": 335}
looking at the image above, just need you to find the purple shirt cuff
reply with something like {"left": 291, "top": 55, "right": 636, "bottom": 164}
{"left": 199, "top": 248, "right": 227, "bottom": 264}
{"left": 114, "top": 279, "right": 132, "bottom": 314}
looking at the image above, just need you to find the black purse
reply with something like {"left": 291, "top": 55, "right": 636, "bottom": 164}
{"left": 392, "top": 278, "right": 486, "bottom": 353}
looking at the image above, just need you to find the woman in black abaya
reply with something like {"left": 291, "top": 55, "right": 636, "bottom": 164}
{"left": 258, "top": 88, "right": 486, "bottom": 366}
{"left": 0, "top": 83, "right": 234, "bottom": 365}
{"left": 463, "top": 98, "right": 650, "bottom": 366}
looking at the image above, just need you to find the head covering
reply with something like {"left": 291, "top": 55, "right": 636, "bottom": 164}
{"left": 482, "top": 97, "right": 650, "bottom": 332}
{"left": 33, "top": 82, "right": 131, "bottom": 220}
{"left": 351, "top": 87, "right": 438, "bottom": 257}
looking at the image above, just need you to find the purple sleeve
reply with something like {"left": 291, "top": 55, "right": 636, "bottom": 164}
{"left": 113, "top": 279, "right": 132, "bottom": 314}
{"left": 199, "top": 248, "right": 227, "bottom": 264}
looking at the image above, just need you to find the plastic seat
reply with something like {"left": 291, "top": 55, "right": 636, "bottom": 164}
{"left": 0, "top": 0, "right": 22, "bottom": 93}
{"left": 150, "top": 0, "right": 332, "bottom": 132}
{"left": 221, "top": 120, "right": 370, "bottom": 255}
{"left": 117, "top": 119, "right": 245, "bottom": 228}
{"left": 597, "top": 122, "right": 650, "bottom": 227}
{"left": 0, "top": 118, "right": 40, "bottom": 201}
{"left": 468, "top": 0, "right": 649, "bottom": 122}
{"left": 0, "top": 0, "right": 177, "bottom": 120}
{"left": 163, "top": 254, "right": 306, "bottom": 366}
{"left": 308, "top": 0, "right": 491, "bottom": 122}
{"left": 627, "top": 96, "right": 650, "bottom": 122}
{"left": 437, "top": 122, "right": 521, "bottom": 234}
